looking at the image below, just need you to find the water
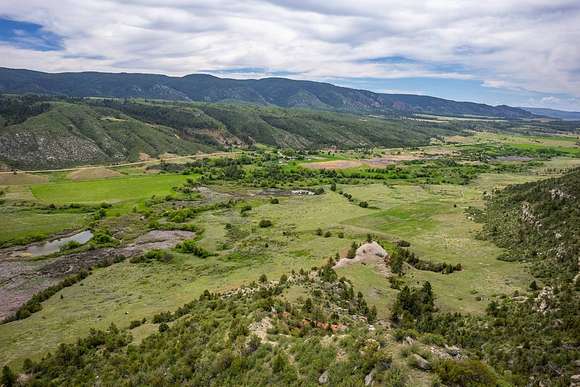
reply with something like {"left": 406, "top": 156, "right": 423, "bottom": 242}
{"left": 25, "top": 230, "right": 93, "bottom": 257}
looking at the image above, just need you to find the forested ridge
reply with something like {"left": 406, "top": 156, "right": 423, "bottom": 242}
{"left": 0, "top": 67, "right": 536, "bottom": 119}
{"left": 0, "top": 95, "right": 463, "bottom": 169}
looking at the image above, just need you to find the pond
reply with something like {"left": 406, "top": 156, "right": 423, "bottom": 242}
{"left": 24, "top": 230, "right": 93, "bottom": 257}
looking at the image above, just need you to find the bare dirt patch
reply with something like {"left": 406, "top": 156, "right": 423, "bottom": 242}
{"left": 334, "top": 242, "right": 390, "bottom": 276}
{"left": 361, "top": 154, "right": 423, "bottom": 167}
{"left": 196, "top": 128, "right": 243, "bottom": 146}
{"left": 0, "top": 173, "right": 48, "bottom": 185}
{"left": 303, "top": 154, "right": 428, "bottom": 170}
{"left": 67, "top": 167, "right": 122, "bottom": 181}
{"left": 138, "top": 152, "right": 153, "bottom": 161}
{"left": 302, "top": 160, "right": 363, "bottom": 170}
{"left": 100, "top": 116, "right": 127, "bottom": 122}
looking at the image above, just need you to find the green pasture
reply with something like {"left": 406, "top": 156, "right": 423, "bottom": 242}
{"left": 0, "top": 209, "right": 87, "bottom": 244}
{"left": 31, "top": 174, "right": 190, "bottom": 204}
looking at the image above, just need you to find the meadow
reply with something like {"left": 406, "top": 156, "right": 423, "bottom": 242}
{"left": 30, "top": 174, "right": 190, "bottom": 204}
{"left": 0, "top": 173, "right": 191, "bottom": 245}
{"left": 0, "top": 131, "right": 579, "bottom": 370}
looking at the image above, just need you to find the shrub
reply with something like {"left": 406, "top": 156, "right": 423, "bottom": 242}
{"left": 337, "top": 231, "right": 345, "bottom": 238}
{"left": 434, "top": 360, "right": 498, "bottom": 387}
{"left": 60, "top": 240, "right": 82, "bottom": 251}
{"left": 91, "top": 231, "right": 115, "bottom": 245}
{"left": 94, "top": 208, "right": 107, "bottom": 220}
{"left": 359, "top": 201, "right": 369, "bottom": 208}
{"left": 131, "top": 249, "right": 173, "bottom": 263}
{"left": 270, "top": 198, "right": 279, "bottom": 204}
{"left": 245, "top": 334, "right": 261, "bottom": 354}
{"left": 259, "top": 274, "right": 268, "bottom": 283}
{"left": 259, "top": 219, "right": 273, "bottom": 228}
{"left": 346, "top": 242, "right": 358, "bottom": 259}
{"left": 159, "top": 323, "right": 169, "bottom": 332}
{"left": 316, "top": 228, "right": 323, "bottom": 236}
{"left": 420, "top": 333, "right": 446, "bottom": 346}
{"left": 323, "top": 231, "right": 331, "bottom": 238}
{"left": 381, "top": 367, "right": 408, "bottom": 387}
{"left": 175, "top": 240, "right": 212, "bottom": 258}
{"left": 393, "top": 328, "right": 418, "bottom": 342}
{"left": 397, "top": 240, "right": 411, "bottom": 247}
{"left": 1, "top": 366, "right": 16, "bottom": 387}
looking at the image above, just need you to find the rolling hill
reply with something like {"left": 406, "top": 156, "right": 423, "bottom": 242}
{"left": 0, "top": 96, "right": 463, "bottom": 169}
{"left": 0, "top": 67, "right": 535, "bottom": 119}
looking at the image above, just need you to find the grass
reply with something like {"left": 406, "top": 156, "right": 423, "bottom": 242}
{"left": 31, "top": 174, "right": 190, "bottom": 204}
{"left": 0, "top": 209, "right": 87, "bottom": 244}
{"left": 0, "top": 176, "right": 535, "bottom": 367}
{"left": 1, "top": 132, "right": 578, "bottom": 369}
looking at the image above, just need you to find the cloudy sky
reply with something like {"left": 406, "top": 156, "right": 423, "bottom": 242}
{"left": 1, "top": 0, "right": 580, "bottom": 110}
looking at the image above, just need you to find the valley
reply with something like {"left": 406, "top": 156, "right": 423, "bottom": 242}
{"left": 1, "top": 127, "right": 579, "bottom": 385}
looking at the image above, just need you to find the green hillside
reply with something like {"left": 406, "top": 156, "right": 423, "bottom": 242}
{"left": 426, "top": 168, "right": 580, "bottom": 385}
{"left": 0, "top": 95, "right": 463, "bottom": 169}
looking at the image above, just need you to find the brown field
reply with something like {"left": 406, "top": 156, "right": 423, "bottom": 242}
{"left": 67, "top": 167, "right": 122, "bottom": 181}
{"left": 302, "top": 154, "right": 424, "bottom": 170}
{"left": 302, "top": 160, "right": 363, "bottom": 169}
{"left": 362, "top": 154, "right": 423, "bottom": 167}
{"left": 0, "top": 173, "right": 48, "bottom": 185}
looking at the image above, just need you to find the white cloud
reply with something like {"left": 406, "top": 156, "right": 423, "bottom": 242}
{"left": 0, "top": 0, "right": 580, "bottom": 107}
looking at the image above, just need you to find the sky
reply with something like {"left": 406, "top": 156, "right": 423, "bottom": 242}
{"left": 1, "top": 1, "right": 580, "bottom": 111}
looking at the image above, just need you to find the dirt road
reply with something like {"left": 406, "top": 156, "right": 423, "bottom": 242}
{"left": 0, "top": 151, "right": 240, "bottom": 175}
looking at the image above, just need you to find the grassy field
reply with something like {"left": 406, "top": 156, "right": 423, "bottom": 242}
{"left": 0, "top": 209, "right": 88, "bottom": 244}
{"left": 0, "top": 173, "right": 193, "bottom": 245}
{"left": 0, "top": 176, "right": 534, "bottom": 366}
{"left": 31, "top": 174, "right": 190, "bottom": 204}
{"left": 1, "top": 130, "right": 579, "bottom": 369}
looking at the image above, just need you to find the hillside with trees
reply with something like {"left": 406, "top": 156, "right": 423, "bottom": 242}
{"left": 423, "top": 168, "right": 580, "bottom": 386}
{"left": 0, "top": 95, "right": 464, "bottom": 169}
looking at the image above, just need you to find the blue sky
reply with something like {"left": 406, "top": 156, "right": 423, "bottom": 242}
{"left": 1, "top": 1, "right": 580, "bottom": 111}
{"left": 0, "top": 18, "right": 62, "bottom": 51}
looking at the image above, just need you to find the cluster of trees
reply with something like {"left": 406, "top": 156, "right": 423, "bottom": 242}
{"left": 482, "top": 167, "right": 580, "bottom": 280}
{"left": 0, "top": 94, "right": 51, "bottom": 127}
{"left": 460, "top": 143, "right": 574, "bottom": 161}
{"left": 130, "top": 249, "right": 174, "bottom": 263}
{"left": 390, "top": 247, "right": 461, "bottom": 275}
{"left": 153, "top": 150, "right": 536, "bottom": 191}
{"left": 174, "top": 240, "right": 213, "bottom": 258}
{"left": 391, "top": 282, "right": 435, "bottom": 327}
{"left": 164, "top": 200, "right": 237, "bottom": 223}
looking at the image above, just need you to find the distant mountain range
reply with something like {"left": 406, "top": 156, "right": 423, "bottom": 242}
{"left": 520, "top": 107, "right": 580, "bottom": 121}
{"left": 0, "top": 67, "right": 535, "bottom": 119}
